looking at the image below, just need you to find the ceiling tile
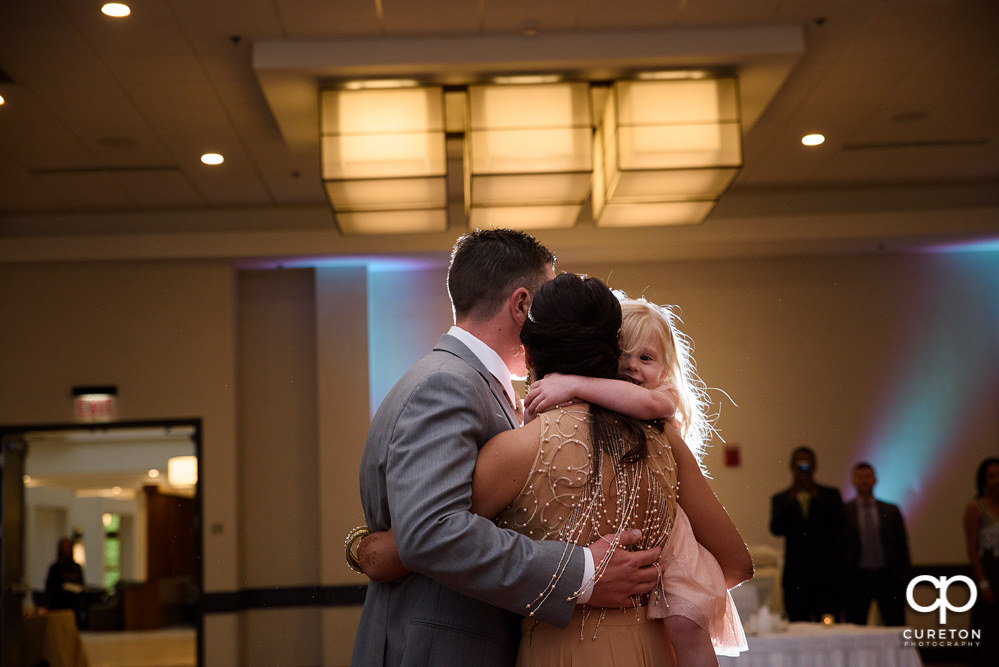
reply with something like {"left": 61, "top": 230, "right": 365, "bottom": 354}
{"left": 381, "top": 0, "right": 483, "bottom": 34}
{"left": 482, "top": 0, "right": 579, "bottom": 33}
{"left": 577, "top": 0, "right": 681, "bottom": 31}
{"left": 275, "top": 0, "right": 382, "bottom": 38}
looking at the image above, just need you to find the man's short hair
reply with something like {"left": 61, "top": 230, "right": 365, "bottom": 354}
{"left": 447, "top": 228, "right": 555, "bottom": 322}
{"left": 790, "top": 446, "right": 816, "bottom": 470}
{"left": 853, "top": 461, "right": 875, "bottom": 474}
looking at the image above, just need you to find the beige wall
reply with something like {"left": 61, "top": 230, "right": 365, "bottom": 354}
{"left": 1, "top": 249, "right": 997, "bottom": 665}
{"left": 572, "top": 253, "right": 998, "bottom": 566}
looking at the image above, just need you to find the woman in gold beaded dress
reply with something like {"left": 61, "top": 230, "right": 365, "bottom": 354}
{"left": 472, "top": 273, "right": 751, "bottom": 666}
{"left": 523, "top": 295, "right": 748, "bottom": 662}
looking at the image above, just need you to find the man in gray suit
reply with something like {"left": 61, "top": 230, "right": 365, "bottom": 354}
{"left": 351, "top": 229, "right": 661, "bottom": 666}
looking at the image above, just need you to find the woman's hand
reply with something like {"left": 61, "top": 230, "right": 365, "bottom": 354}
{"left": 357, "top": 529, "right": 410, "bottom": 582}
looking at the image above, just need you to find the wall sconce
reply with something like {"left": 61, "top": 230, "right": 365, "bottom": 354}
{"left": 168, "top": 455, "right": 198, "bottom": 487}
{"left": 320, "top": 85, "right": 448, "bottom": 234}
{"left": 593, "top": 76, "right": 742, "bottom": 227}
{"left": 466, "top": 82, "right": 592, "bottom": 229}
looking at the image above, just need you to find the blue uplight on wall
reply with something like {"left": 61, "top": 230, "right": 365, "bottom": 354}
{"left": 847, "top": 250, "right": 999, "bottom": 517}
{"left": 366, "top": 261, "right": 451, "bottom": 418}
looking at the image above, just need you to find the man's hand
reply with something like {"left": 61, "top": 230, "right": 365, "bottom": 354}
{"left": 585, "top": 529, "right": 661, "bottom": 608}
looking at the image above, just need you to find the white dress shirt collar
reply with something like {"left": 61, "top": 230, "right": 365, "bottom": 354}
{"left": 447, "top": 325, "right": 517, "bottom": 409}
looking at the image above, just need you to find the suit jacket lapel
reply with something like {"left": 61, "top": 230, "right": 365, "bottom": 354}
{"left": 435, "top": 334, "right": 519, "bottom": 429}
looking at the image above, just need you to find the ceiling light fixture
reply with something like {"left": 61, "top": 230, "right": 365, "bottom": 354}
{"left": 101, "top": 3, "right": 131, "bottom": 18}
{"left": 318, "top": 73, "right": 742, "bottom": 234}
{"left": 168, "top": 455, "right": 198, "bottom": 487}
{"left": 490, "top": 74, "right": 563, "bottom": 85}
{"left": 201, "top": 152, "right": 224, "bottom": 165}
{"left": 320, "top": 86, "right": 447, "bottom": 234}
{"left": 592, "top": 76, "right": 742, "bottom": 227}
{"left": 466, "top": 81, "right": 592, "bottom": 230}
{"left": 802, "top": 133, "right": 825, "bottom": 146}
{"left": 342, "top": 79, "right": 421, "bottom": 90}
{"left": 636, "top": 70, "right": 710, "bottom": 81}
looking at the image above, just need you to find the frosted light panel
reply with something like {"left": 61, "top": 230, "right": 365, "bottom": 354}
{"left": 336, "top": 209, "right": 448, "bottom": 235}
{"left": 617, "top": 78, "right": 738, "bottom": 124}
{"left": 469, "top": 204, "right": 581, "bottom": 230}
{"left": 609, "top": 167, "right": 739, "bottom": 201}
{"left": 321, "top": 86, "right": 448, "bottom": 234}
{"left": 467, "top": 82, "right": 591, "bottom": 226}
{"left": 469, "top": 128, "right": 591, "bottom": 174}
{"left": 321, "top": 135, "right": 446, "bottom": 180}
{"left": 594, "top": 76, "right": 742, "bottom": 227}
{"left": 322, "top": 88, "right": 444, "bottom": 133}
{"left": 324, "top": 178, "right": 446, "bottom": 211}
{"left": 321, "top": 88, "right": 446, "bottom": 179}
{"left": 598, "top": 201, "right": 717, "bottom": 227}
{"left": 617, "top": 124, "right": 741, "bottom": 169}
{"left": 471, "top": 173, "right": 591, "bottom": 205}
{"left": 470, "top": 84, "right": 590, "bottom": 129}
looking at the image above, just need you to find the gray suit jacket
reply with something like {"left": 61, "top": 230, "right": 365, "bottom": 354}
{"left": 351, "top": 334, "right": 585, "bottom": 667}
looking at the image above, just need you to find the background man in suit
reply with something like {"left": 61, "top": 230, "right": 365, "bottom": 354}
{"left": 770, "top": 446, "right": 846, "bottom": 622}
{"left": 351, "top": 229, "right": 661, "bottom": 667}
{"left": 843, "top": 461, "right": 911, "bottom": 626}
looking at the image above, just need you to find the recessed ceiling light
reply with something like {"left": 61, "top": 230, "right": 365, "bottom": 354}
{"left": 102, "top": 3, "right": 131, "bottom": 18}
{"left": 201, "top": 152, "right": 224, "bottom": 165}
{"left": 802, "top": 133, "right": 825, "bottom": 146}
{"left": 0, "top": 94, "right": 5, "bottom": 105}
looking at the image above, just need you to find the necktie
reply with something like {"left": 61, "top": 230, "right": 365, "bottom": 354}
{"left": 859, "top": 501, "right": 885, "bottom": 568}
{"left": 797, "top": 491, "right": 811, "bottom": 518}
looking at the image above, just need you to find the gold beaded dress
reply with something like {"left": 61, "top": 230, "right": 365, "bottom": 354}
{"left": 495, "top": 406, "right": 679, "bottom": 666}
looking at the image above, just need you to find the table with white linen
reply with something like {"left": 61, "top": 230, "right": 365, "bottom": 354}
{"left": 718, "top": 622, "right": 922, "bottom": 667}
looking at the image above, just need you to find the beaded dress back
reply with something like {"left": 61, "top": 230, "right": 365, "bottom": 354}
{"left": 496, "top": 406, "right": 678, "bottom": 612}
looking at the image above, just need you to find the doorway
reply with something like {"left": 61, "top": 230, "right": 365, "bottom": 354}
{"left": 1, "top": 418, "right": 202, "bottom": 667}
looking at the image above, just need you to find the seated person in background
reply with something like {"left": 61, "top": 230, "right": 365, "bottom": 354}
{"left": 44, "top": 537, "right": 87, "bottom": 628}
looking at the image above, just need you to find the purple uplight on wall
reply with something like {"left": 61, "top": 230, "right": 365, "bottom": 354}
{"left": 846, "top": 250, "right": 999, "bottom": 520}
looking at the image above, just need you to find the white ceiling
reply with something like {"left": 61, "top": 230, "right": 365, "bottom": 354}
{"left": 1, "top": 0, "right": 997, "bottom": 264}
{"left": 24, "top": 426, "right": 197, "bottom": 497}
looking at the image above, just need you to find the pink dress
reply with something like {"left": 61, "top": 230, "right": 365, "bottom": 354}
{"left": 652, "top": 505, "right": 748, "bottom": 656}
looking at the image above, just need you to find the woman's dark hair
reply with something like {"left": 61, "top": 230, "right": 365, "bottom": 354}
{"left": 976, "top": 457, "right": 999, "bottom": 497}
{"left": 522, "top": 273, "right": 656, "bottom": 463}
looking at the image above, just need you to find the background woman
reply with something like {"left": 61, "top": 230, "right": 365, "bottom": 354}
{"left": 964, "top": 456, "right": 999, "bottom": 666}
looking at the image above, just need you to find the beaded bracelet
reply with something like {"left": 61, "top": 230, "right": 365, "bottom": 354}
{"left": 345, "top": 524, "right": 371, "bottom": 574}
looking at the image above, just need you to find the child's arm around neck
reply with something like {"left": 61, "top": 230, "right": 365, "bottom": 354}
{"left": 525, "top": 373, "right": 675, "bottom": 423}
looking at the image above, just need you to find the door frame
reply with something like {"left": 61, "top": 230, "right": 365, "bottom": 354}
{"left": 0, "top": 417, "right": 203, "bottom": 667}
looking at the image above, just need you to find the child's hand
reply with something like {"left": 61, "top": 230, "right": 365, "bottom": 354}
{"left": 525, "top": 373, "right": 579, "bottom": 416}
